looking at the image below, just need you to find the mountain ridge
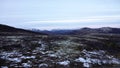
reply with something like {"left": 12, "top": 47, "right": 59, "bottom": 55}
{"left": 32, "top": 27, "right": 120, "bottom": 35}
{"left": 1, "top": 24, "right": 120, "bottom": 35}
{"left": 0, "top": 24, "right": 47, "bottom": 36}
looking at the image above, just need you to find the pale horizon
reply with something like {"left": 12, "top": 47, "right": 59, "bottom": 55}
{"left": 0, "top": 0, "right": 120, "bottom": 30}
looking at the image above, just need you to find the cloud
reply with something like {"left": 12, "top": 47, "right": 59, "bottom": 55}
{"left": 32, "top": 23, "right": 120, "bottom": 30}
{"left": 19, "top": 15, "right": 120, "bottom": 30}
{"left": 26, "top": 19, "right": 102, "bottom": 23}
{"left": 25, "top": 15, "right": 120, "bottom": 24}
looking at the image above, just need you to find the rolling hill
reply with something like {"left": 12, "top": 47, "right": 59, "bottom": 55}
{"left": 0, "top": 24, "right": 46, "bottom": 36}
{"left": 37, "top": 27, "right": 120, "bottom": 35}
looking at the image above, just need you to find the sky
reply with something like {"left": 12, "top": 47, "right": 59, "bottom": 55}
{"left": 0, "top": 0, "right": 120, "bottom": 30}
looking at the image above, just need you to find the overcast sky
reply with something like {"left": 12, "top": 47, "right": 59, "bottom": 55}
{"left": 0, "top": 0, "right": 120, "bottom": 30}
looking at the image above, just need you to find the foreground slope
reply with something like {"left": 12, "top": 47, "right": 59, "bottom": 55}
{"left": 0, "top": 25, "right": 120, "bottom": 68}
{"left": 0, "top": 34, "right": 120, "bottom": 68}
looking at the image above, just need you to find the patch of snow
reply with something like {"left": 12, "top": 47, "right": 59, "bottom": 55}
{"left": 111, "top": 58, "right": 120, "bottom": 64}
{"left": 91, "top": 59, "right": 101, "bottom": 65}
{"left": 88, "top": 51, "right": 98, "bottom": 55}
{"left": 75, "top": 56, "right": 120, "bottom": 68}
{"left": 40, "top": 44, "right": 47, "bottom": 50}
{"left": 75, "top": 52, "right": 120, "bottom": 67}
{"left": 22, "top": 63, "right": 31, "bottom": 68}
{"left": 102, "top": 58, "right": 120, "bottom": 64}
{"left": 83, "top": 63, "right": 90, "bottom": 68}
{"left": 58, "top": 60, "right": 70, "bottom": 66}
{"left": 86, "top": 58, "right": 92, "bottom": 63}
{"left": 39, "top": 63, "right": 48, "bottom": 68}
{"left": 1, "top": 66, "right": 8, "bottom": 68}
{"left": 48, "top": 54, "right": 57, "bottom": 57}
{"left": 21, "top": 56, "right": 35, "bottom": 59}
{"left": 30, "top": 56, "right": 36, "bottom": 59}
{"left": 75, "top": 57, "right": 86, "bottom": 63}
{"left": 0, "top": 51, "right": 22, "bottom": 63}
{"left": 102, "top": 60, "right": 107, "bottom": 64}
{"left": 41, "top": 52, "right": 46, "bottom": 54}
{"left": 75, "top": 57, "right": 101, "bottom": 67}
{"left": 106, "top": 55, "right": 113, "bottom": 59}
{"left": 82, "top": 50, "right": 105, "bottom": 57}
{"left": 8, "top": 58, "right": 21, "bottom": 63}
{"left": 0, "top": 51, "right": 21, "bottom": 57}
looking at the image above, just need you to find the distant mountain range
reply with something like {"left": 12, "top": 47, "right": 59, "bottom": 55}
{"left": 1, "top": 24, "right": 120, "bottom": 35}
{"left": 0, "top": 24, "right": 46, "bottom": 36}
{"left": 69, "top": 27, "right": 120, "bottom": 35}
{"left": 32, "top": 27, "right": 120, "bottom": 35}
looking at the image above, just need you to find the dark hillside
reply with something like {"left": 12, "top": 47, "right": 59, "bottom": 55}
{"left": 0, "top": 24, "right": 46, "bottom": 36}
